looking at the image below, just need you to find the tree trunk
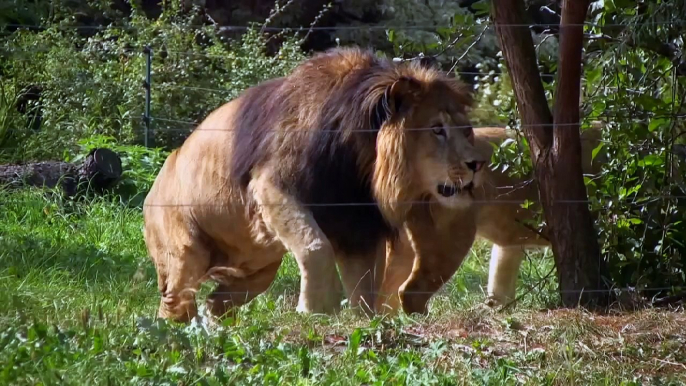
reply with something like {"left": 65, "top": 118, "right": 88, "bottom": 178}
{"left": 0, "top": 148, "right": 123, "bottom": 197}
{"left": 491, "top": 0, "right": 610, "bottom": 308}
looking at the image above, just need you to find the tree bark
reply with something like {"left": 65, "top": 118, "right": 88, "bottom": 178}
{"left": 491, "top": 0, "right": 610, "bottom": 308}
{"left": 0, "top": 148, "right": 123, "bottom": 197}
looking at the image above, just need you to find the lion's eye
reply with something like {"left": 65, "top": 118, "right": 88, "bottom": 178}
{"left": 431, "top": 125, "right": 446, "bottom": 138}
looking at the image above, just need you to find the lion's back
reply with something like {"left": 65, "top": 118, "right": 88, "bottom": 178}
{"left": 143, "top": 99, "right": 249, "bottom": 246}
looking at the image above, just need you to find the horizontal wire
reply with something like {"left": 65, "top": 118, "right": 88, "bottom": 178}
{"left": 2, "top": 48, "right": 551, "bottom": 78}
{"left": 3, "top": 20, "right": 686, "bottom": 31}
{"left": 95, "top": 117, "right": 681, "bottom": 130}
{"left": 2, "top": 196, "right": 684, "bottom": 207}
{"left": 134, "top": 198, "right": 683, "bottom": 207}
{"left": 0, "top": 113, "right": 681, "bottom": 129}
{"left": 0, "top": 285, "right": 677, "bottom": 297}
{"left": 154, "top": 286, "right": 686, "bottom": 296}
{"left": 5, "top": 117, "right": 631, "bottom": 130}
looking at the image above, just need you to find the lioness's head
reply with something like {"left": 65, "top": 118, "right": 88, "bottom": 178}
{"left": 372, "top": 69, "right": 487, "bottom": 221}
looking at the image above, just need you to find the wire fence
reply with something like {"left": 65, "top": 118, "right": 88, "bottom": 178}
{"left": 4, "top": 19, "right": 686, "bottom": 31}
{"left": 1, "top": 18, "right": 685, "bottom": 203}
{"left": 1, "top": 18, "right": 685, "bottom": 307}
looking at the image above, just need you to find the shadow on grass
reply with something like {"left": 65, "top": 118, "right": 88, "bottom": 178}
{"left": 0, "top": 233, "right": 156, "bottom": 284}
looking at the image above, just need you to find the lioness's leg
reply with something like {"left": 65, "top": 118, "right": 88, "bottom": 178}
{"left": 251, "top": 175, "right": 342, "bottom": 314}
{"left": 206, "top": 260, "right": 282, "bottom": 318}
{"left": 374, "top": 233, "right": 414, "bottom": 315}
{"left": 399, "top": 209, "right": 476, "bottom": 315}
{"left": 399, "top": 247, "right": 470, "bottom": 315}
{"left": 485, "top": 244, "right": 525, "bottom": 307}
{"left": 335, "top": 240, "right": 385, "bottom": 315}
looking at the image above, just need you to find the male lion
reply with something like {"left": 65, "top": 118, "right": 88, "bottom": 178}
{"left": 376, "top": 125, "right": 604, "bottom": 314}
{"left": 143, "top": 46, "right": 488, "bottom": 323}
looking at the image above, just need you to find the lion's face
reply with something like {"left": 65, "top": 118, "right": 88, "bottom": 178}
{"left": 373, "top": 74, "right": 489, "bottom": 223}
{"left": 406, "top": 104, "right": 487, "bottom": 209}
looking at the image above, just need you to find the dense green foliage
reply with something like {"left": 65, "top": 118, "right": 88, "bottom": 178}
{"left": 1, "top": 3, "right": 306, "bottom": 160}
{"left": 581, "top": 1, "right": 686, "bottom": 293}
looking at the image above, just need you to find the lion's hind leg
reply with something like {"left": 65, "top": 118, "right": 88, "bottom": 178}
{"left": 151, "top": 241, "right": 212, "bottom": 324}
{"left": 205, "top": 260, "right": 282, "bottom": 318}
{"left": 485, "top": 244, "right": 526, "bottom": 307}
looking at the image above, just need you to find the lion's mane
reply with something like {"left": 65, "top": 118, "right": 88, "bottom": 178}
{"left": 229, "top": 47, "right": 473, "bottom": 256}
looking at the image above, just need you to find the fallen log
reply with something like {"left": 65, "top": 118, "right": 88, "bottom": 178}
{"left": 0, "top": 148, "right": 123, "bottom": 196}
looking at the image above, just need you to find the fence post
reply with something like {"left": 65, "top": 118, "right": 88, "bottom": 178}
{"left": 142, "top": 45, "right": 153, "bottom": 147}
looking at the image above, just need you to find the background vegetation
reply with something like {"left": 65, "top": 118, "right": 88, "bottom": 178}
{"left": 1, "top": 0, "right": 685, "bottom": 384}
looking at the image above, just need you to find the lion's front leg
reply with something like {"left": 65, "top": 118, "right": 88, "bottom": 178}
{"left": 251, "top": 175, "right": 343, "bottom": 314}
{"left": 399, "top": 207, "right": 476, "bottom": 315}
{"left": 374, "top": 232, "right": 414, "bottom": 315}
{"left": 335, "top": 240, "right": 386, "bottom": 315}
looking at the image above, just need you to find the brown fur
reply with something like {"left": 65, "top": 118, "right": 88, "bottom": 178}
{"left": 376, "top": 125, "right": 605, "bottom": 314}
{"left": 143, "top": 46, "right": 488, "bottom": 322}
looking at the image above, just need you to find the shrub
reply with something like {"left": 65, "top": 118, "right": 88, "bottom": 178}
{"left": 0, "top": 5, "right": 306, "bottom": 161}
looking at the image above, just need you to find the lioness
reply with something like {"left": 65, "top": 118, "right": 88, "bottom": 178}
{"left": 143, "top": 46, "right": 488, "bottom": 322}
{"left": 377, "top": 125, "right": 604, "bottom": 313}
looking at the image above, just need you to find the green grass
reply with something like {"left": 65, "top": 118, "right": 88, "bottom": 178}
{"left": 1, "top": 188, "right": 685, "bottom": 385}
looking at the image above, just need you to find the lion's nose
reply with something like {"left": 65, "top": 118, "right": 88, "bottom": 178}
{"left": 466, "top": 160, "right": 485, "bottom": 172}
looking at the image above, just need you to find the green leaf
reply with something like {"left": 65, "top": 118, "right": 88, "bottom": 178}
{"left": 591, "top": 142, "right": 605, "bottom": 162}
{"left": 347, "top": 328, "right": 362, "bottom": 357}
{"left": 387, "top": 29, "right": 395, "bottom": 43}
{"left": 586, "top": 66, "right": 602, "bottom": 86}
{"left": 298, "top": 346, "right": 310, "bottom": 377}
{"left": 648, "top": 118, "right": 668, "bottom": 132}
{"left": 436, "top": 27, "right": 453, "bottom": 40}
{"left": 638, "top": 154, "right": 663, "bottom": 167}
{"left": 500, "top": 138, "right": 516, "bottom": 148}
{"left": 635, "top": 94, "right": 661, "bottom": 110}
{"left": 470, "top": 0, "right": 491, "bottom": 16}
{"left": 613, "top": 0, "right": 635, "bottom": 10}
{"left": 590, "top": 100, "right": 606, "bottom": 117}
{"left": 520, "top": 199, "right": 534, "bottom": 209}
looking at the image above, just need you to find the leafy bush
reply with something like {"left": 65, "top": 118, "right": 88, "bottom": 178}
{"left": 581, "top": 2, "right": 686, "bottom": 292}
{"left": 0, "top": 4, "right": 306, "bottom": 161}
{"left": 0, "top": 80, "right": 23, "bottom": 151}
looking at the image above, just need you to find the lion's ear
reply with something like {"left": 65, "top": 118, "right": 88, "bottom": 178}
{"left": 384, "top": 76, "right": 422, "bottom": 117}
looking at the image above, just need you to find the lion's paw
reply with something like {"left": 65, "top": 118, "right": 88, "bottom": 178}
{"left": 484, "top": 295, "right": 514, "bottom": 309}
{"left": 296, "top": 292, "right": 341, "bottom": 315}
{"left": 484, "top": 296, "right": 500, "bottom": 308}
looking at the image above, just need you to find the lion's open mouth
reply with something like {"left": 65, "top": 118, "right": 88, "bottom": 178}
{"left": 437, "top": 184, "right": 458, "bottom": 197}
{"left": 437, "top": 182, "right": 474, "bottom": 198}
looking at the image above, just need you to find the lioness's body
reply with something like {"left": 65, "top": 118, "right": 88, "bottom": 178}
{"left": 474, "top": 126, "right": 603, "bottom": 306}
{"left": 144, "top": 47, "right": 487, "bottom": 322}
{"left": 377, "top": 126, "right": 604, "bottom": 313}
